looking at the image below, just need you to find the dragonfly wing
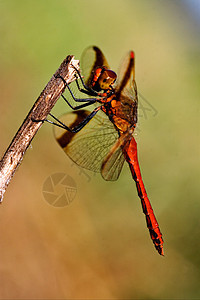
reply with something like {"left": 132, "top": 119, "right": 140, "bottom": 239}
{"left": 114, "top": 50, "right": 138, "bottom": 127}
{"left": 101, "top": 132, "right": 133, "bottom": 181}
{"left": 81, "top": 46, "right": 110, "bottom": 88}
{"left": 116, "top": 50, "right": 138, "bottom": 109}
{"left": 53, "top": 109, "right": 119, "bottom": 175}
{"left": 101, "top": 146, "right": 125, "bottom": 181}
{"left": 117, "top": 50, "right": 135, "bottom": 92}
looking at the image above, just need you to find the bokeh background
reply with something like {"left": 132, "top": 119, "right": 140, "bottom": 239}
{"left": 0, "top": 0, "right": 199, "bottom": 299}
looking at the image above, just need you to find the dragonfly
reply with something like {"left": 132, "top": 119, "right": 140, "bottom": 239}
{"left": 49, "top": 46, "right": 164, "bottom": 255}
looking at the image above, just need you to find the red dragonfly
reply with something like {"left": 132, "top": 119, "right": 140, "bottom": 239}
{"left": 49, "top": 46, "right": 164, "bottom": 255}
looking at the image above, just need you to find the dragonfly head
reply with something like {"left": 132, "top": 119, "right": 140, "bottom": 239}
{"left": 92, "top": 67, "right": 117, "bottom": 91}
{"left": 98, "top": 68, "right": 117, "bottom": 90}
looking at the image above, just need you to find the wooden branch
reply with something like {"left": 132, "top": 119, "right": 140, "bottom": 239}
{"left": 0, "top": 55, "right": 79, "bottom": 202}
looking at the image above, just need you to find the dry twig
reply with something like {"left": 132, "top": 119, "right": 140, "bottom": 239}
{"left": 0, "top": 55, "right": 79, "bottom": 202}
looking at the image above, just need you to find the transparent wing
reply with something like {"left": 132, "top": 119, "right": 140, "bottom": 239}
{"left": 116, "top": 50, "right": 137, "bottom": 105}
{"left": 81, "top": 46, "right": 110, "bottom": 88}
{"left": 54, "top": 109, "right": 126, "bottom": 180}
{"left": 113, "top": 50, "right": 138, "bottom": 126}
{"left": 101, "top": 146, "right": 125, "bottom": 181}
{"left": 101, "top": 130, "right": 134, "bottom": 181}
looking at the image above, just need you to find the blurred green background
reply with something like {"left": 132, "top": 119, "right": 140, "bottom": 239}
{"left": 0, "top": 0, "right": 199, "bottom": 299}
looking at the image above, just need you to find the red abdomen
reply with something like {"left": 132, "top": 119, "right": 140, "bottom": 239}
{"left": 123, "top": 137, "right": 164, "bottom": 255}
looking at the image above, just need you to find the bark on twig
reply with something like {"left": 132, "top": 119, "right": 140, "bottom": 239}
{"left": 0, "top": 55, "right": 79, "bottom": 202}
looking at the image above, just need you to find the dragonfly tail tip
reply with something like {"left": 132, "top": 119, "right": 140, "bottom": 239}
{"left": 159, "top": 247, "right": 164, "bottom": 256}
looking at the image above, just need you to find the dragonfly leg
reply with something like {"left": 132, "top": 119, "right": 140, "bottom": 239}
{"left": 73, "top": 67, "right": 114, "bottom": 98}
{"left": 73, "top": 77, "right": 114, "bottom": 99}
{"left": 74, "top": 78, "right": 97, "bottom": 96}
{"left": 47, "top": 106, "right": 101, "bottom": 133}
{"left": 61, "top": 94, "right": 96, "bottom": 110}
{"left": 72, "top": 65, "right": 99, "bottom": 96}
{"left": 56, "top": 74, "right": 100, "bottom": 103}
